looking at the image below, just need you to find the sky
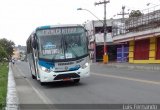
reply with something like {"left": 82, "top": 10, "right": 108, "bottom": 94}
{"left": 0, "top": 0, "right": 160, "bottom": 46}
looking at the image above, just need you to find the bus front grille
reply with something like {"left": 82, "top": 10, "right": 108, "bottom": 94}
{"left": 54, "top": 73, "right": 80, "bottom": 80}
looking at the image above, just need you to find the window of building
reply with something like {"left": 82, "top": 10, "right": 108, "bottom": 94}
{"left": 95, "top": 26, "right": 112, "bottom": 34}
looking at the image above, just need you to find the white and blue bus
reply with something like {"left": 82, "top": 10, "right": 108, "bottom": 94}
{"left": 26, "top": 24, "right": 90, "bottom": 85}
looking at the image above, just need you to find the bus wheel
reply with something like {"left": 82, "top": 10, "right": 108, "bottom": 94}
{"left": 32, "top": 74, "right": 36, "bottom": 79}
{"left": 73, "top": 79, "right": 80, "bottom": 83}
{"left": 40, "top": 81, "right": 45, "bottom": 86}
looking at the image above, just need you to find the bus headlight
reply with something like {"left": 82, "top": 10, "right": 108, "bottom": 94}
{"left": 40, "top": 66, "right": 50, "bottom": 73}
{"left": 81, "top": 62, "right": 89, "bottom": 69}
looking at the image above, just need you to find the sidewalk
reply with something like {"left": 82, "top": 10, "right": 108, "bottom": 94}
{"left": 5, "top": 63, "right": 19, "bottom": 110}
{"left": 91, "top": 62, "right": 160, "bottom": 71}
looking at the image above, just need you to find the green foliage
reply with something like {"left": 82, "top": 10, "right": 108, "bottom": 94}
{"left": 0, "top": 38, "right": 15, "bottom": 60}
{"left": 0, "top": 63, "right": 8, "bottom": 109}
{"left": 129, "top": 10, "right": 143, "bottom": 18}
{"left": 0, "top": 45, "right": 7, "bottom": 61}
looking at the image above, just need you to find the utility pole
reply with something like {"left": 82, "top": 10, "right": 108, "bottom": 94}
{"left": 95, "top": 0, "right": 110, "bottom": 64}
{"left": 117, "top": 6, "right": 129, "bottom": 23}
{"left": 117, "top": 6, "right": 129, "bottom": 62}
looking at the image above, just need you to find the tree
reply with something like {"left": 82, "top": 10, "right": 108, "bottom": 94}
{"left": 0, "top": 38, "right": 15, "bottom": 60}
{"left": 129, "top": 10, "right": 143, "bottom": 18}
{"left": 0, "top": 45, "right": 7, "bottom": 61}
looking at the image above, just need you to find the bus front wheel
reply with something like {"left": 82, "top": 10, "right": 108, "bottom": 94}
{"left": 40, "top": 81, "right": 46, "bottom": 86}
{"left": 73, "top": 79, "right": 80, "bottom": 83}
{"left": 32, "top": 74, "right": 36, "bottom": 79}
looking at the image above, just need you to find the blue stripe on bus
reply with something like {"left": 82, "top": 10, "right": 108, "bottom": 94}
{"left": 68, "top": 65, "right": 80, "bottom": 71}
{"left": 38, "top": 60, "right": 55, "bottom": 69}
{"left": 36, "top": 26, "right": 51, "bottom": 30}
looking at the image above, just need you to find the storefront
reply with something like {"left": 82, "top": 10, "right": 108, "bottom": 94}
{"left": 129, "top": 37, "right": 160, "bottom": 64}
{"left": 95, "top": 44, "right": 118, "bottom": 62}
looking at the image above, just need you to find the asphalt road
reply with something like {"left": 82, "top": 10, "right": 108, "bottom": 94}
{"left": 11, "top": 61, "right": 160, "bottom": 109}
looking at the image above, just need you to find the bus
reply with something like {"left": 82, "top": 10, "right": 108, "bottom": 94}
{"left": 26, "top": 24, "right": 90, "bottom": 85}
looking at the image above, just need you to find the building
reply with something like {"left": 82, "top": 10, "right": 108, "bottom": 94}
{"left": 12, "top": 45, "right": 26, "bottom": 60}
{"left": 113, "top": 6, "right": 160, "bottom": 64}
{"left": 85, "top": 19, "right": 123, "bottom": 62}
{"left": 12, "top": 48, "right": 19, "bottom": 60}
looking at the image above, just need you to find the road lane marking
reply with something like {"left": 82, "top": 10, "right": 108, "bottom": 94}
{"left": 15, "top": 65, "right": 52, "bottom": 103}
{"left": 14, "top": 64, "right": 57, "bottom": 110}
{"left": 92, "top": 72, "right": 160, "bottom": 85}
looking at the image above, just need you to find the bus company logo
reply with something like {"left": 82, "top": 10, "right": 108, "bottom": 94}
{"left": 65, "top": 66, "right": 68, "bottom": 70}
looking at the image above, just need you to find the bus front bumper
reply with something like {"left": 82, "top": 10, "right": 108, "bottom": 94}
{"left": 39, "top": 65, "right": 90, "bottom": 82}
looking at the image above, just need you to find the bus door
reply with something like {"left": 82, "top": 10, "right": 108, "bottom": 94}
{"left": 31, "top": 35, "right": 39, "bottom": 78}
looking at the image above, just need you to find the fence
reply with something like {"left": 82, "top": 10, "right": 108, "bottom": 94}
{"left": 112, "top": 5, "right": 160, "bottom": 36}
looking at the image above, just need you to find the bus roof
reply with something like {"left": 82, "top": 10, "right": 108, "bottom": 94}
{"left": 36, "top": 24, "right": 83, "bottom": 31}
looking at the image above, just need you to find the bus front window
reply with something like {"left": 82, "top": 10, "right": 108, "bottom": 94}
{"left": 64, "top": 33, "right": 88, "bottom": 59}
{"left": 38, "top": 35, "right": 65, "bottom": 60}
{"left": 37, "top": 27, "right": 88, "bottom": 60}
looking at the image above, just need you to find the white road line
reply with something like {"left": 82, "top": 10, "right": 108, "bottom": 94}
{"left": 14, "top": 65, "right": 56, "bottom": 110}
{"left": 92, "top": 72, "right": 160, "bottom": 85}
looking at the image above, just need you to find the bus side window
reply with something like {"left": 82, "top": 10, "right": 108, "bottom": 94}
{"left": 32, "top": 36, "right": 38, "bottom": 49}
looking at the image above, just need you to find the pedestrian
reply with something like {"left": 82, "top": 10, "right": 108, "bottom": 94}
{"left": 12, "top": 59, "right": 15, "bottom": 65}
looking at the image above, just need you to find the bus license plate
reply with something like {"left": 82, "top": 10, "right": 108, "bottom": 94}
{"left": 63, "top": 78, "right": 71, "bottom": 81}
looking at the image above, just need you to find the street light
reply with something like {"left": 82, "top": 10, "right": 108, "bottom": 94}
{"left": 146, "top": 3, "right": 159, "bottom": 13}
{"left": 77, "top": 8, "right": 104, "bottom": 24}
{"left": 146, "top": 3, "right": 157, "bottom": 6}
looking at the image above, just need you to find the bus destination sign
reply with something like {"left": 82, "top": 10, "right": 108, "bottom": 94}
{"left": 37, "top": 28, "right": 83, "bottom": 36}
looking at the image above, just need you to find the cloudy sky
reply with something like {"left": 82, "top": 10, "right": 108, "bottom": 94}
{"left": 0, "top": 0, "right": 159, "bottom": 46}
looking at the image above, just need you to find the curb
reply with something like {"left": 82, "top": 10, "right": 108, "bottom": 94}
{"left": 5, "top": 63, "right": 19, "bottom": 110}
{"left": 91, "top": 62, "right": 160, "bottom": 71}
{"left": 107, "top": 63, "right": 160, "bottom": 71}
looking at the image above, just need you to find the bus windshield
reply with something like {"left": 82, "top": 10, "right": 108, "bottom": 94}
{"left": 36, "top": 27, "right": 88, "bottom": 60}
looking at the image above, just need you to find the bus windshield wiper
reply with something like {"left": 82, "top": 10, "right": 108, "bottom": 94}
{"left": 52, "top": 37, "right": 64, "bottom": 60}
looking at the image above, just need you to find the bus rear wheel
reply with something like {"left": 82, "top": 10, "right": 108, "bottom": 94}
{"left": 73, "top": 79, "right": 80, "bottom": 83}
{"left": 32, "top": 74, "right": 36, "bottom": 79}
{"left": 40, "top": 82, "right": 45, "bottom": 86}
